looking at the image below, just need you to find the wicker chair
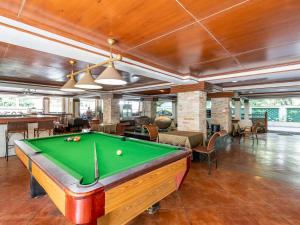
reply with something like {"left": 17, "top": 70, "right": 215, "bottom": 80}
{"left": 239, "top": 125, "right": 258, "bottom": 144}
{"left": 34, "top": 120, "right": 54, "bottom": 138}
{"left": 143, "top": 124, "right": 159, "bottom": 142}
{"left": 192, "top": 132, "right": 220, "bottom": 175}
{"left": 5, "top": 121, "right": 28, "bottom": 161}
{"left": 115, "top": 123, "right": 126, "bottom": 136}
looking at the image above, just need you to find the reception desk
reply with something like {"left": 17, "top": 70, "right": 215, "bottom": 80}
{"left": 0, "top": 115, "right": 58, "bottom": 157}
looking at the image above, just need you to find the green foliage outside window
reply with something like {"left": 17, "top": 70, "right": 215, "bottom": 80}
{"left": 19, "top": 98, "right": 35, "bottom": 108}
{"left": 0, "top": 96, "right": 17, "bottom": 107}
{"left": 0, "top": 96, "right": 43, "bottom": 113}
{"left": 287, "top": 108, "right": 300, "bottom": 122}
{"left": 250, "top": 98, "right": 300, "bottom": 107}
{"left": 156, "top": 101, "right": 173, "bottom": 117}
{"left": 252, "top": 108, "right": 279, "bottom": 121}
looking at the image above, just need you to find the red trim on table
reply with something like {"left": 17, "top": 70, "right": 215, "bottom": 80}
{"left": 65, "top": 187, "right": 105, "bottom": 225}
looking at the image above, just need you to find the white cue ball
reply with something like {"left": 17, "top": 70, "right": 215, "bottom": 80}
{"left": 116, "top": 150, "right": 122, "bottom": 156}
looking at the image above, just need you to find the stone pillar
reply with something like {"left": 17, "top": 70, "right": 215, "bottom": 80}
{"left": 65, "top": 97, "right": 73, "bottom": 114}
{"left": 102, "top": 94, "right": 120, "bottom": 124}
{"left": 73, "top": 98, "right": 80, "bottom": 118}
{"left": 95, "top": 98, "right": 101, "bottom": 119}
{"left": 172, "top": 100, "right": 177, "bottom": 123}
{"left": 279, "top": 107, "right": 287, "bottom": 122}
{"left": 62, "top": 97, "right": 66, "bottom": 113}
{"left": 95, "top": 98, "right": 100, "bottom": 111}
{"left": 143, "top": 98, "right": 156, "bottom": 120}
{"left": 211, "top": 97, "right": 232, "bottom": 133}
{"left": 43, "top": 97, "right": 50, "bottom": 114}
{"left": 244, "top": 99, "right": 250, "bottom": 120}
{"left": 233, "top": 98, "right": 241, "bottom": 120}
{"left": 177, "top": 91, "right": 207, "bottom": 141}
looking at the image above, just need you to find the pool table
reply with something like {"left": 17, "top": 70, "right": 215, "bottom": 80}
{"left": 15, "top": 132, "right": 191, "bottom": 225}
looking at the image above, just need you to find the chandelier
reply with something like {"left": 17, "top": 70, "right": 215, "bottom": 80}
{"left": 60, "top": 38, "right": 126, "bottom": 92}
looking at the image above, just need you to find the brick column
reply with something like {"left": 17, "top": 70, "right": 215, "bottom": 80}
{"left": 143, "top": 98, "right": 156, "bottom": 120}
{"left": 177, "top": 91, "right": 207, "bottom": 141}
{"left": 244, "top": 99, "right": 250, "bottom": 120}
{"left": 43, "top": 97, "right": 50, "bottom": 114}
{"left": 211, "top": 97, "right": 232, "bottom": 133}
{"left": 64, "top": 97, "right": 73, "bottom": 114}
{"left": 172, "top": 100, "right": 177, "bottom": 123}
{"left": 73, "top": 98, "right": 80, "bottom": 118}
{"left": 279, "top": 107, "right": 287, "bottom": 122}
{"left": 95, "top": 98, "right": 100, "bottom": 111}
{"left": 62, "top": 97, "right": 66, "bottom": 113}
{"left": 233, "top": 98, "right": 241, "bottom": 120}
{"left": 95, "top": 98, "right": 101, "bottom": 119}
{"left": 102, "top": 94, "right": 120, "bottom": 124}
{"left": 64, "top": 97, "right": 73, "bottom": 113}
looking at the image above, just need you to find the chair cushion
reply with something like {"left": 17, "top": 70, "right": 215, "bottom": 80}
{"left": 192, "top": 145, "right": 212, "bottom": 153}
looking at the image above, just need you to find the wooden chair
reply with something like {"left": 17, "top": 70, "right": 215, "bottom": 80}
{"left": 143, "top": 124, "right": 159, "bottom": 142}
{"left": 5, "top": 121, "right": 28, "bottom": 161}
{"left": 192, "top": 132, "right": 220, "bottom": 175}
{"left": 115, "top": 123, "right": 126, "bottom": 135}
{"left": 34, "top": 120, "right": 54, "bottom": 138}
{"left": 239, "top": 125, "right": 258, "bottom": 144}
{"left": 251, "top": 125, "right": 259, "bottom": 144}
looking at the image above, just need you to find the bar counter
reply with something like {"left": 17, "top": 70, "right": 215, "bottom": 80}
{"left": 0, "top": 115, "right": 59, "bottom": 158}
{"left": 0, "top": 115, "right": 59, "bottom": 124}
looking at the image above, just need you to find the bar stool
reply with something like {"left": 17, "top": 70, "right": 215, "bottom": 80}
{"left": 5, "top": 121, "right": 28, "bottom": 161}
{"left": 34, "top": 120, "right": 54, "bottom": 138}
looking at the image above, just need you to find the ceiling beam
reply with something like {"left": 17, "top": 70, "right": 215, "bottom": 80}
{"left": 223, "top": 81, "right": 300, "bottom": 91}
{"left": 170, "top": 81, "right": 209, "bottom": 93}
{"left": 207, "top": 92, "right": 234, "bottom": 98}
{"left": 240, "top": 91, "right": 300, "bottom": 98}
{"left": 198, "top": 61, "right": 300, "bottom": 82}
{"left": 204, "top": 83, "right": 223, "bottom": 92}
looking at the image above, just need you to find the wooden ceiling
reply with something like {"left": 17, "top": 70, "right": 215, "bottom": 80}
{"left": 0, "top": 43, "right": 164, "bottom": 90}
{"left": 133, "top": 88, "right": 171, "bottom": 96}
{"left": 1, "top": 0, "right": 300, "bottom": 90}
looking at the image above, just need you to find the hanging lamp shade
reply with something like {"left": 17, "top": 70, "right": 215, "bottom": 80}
{"left": 95, "top": 62, "right": 127, "bottom": 85}
{"left": 60, "top": 76, "right": 85, "bottom": 92}
{"left": 75, "top": 69, "right": 102, "bottom": 89}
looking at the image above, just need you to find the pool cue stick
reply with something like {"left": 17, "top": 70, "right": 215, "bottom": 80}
{"left": 94, "top": 141, "right": 99, "bottom": 180}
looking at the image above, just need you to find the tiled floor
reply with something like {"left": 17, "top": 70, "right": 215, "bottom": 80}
{"left": 1, "top": 133, "right": 300, "bottom": 225}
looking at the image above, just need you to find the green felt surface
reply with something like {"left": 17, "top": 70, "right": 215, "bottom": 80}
{"left": 25, "top": 132, "right": 178, "bottom": 185}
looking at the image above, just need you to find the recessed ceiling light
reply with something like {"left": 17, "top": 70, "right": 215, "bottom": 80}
{"left": 232, "top": 80, "right": 238, "bottom": 83}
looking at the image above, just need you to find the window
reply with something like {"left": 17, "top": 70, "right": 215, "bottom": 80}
{"left": 0, "top": 95, "right": 43, "bottom": 114}
{"left": 50, "top": 97, "right": 64, "bottom": 113}
{"left": 206, "top": 100, "right": 211, "bottom": 118}
{"left": 252, "top": 108, "right": 279, "bottom": 121}
{"left": 287, "top": 108, "right": 300, "bottom": 122}
{"left": 156, "top": 101, "right": 173, "bottom": 117}
{"left": 119, "top": 100, "right": 141, "bottom": 119}
{"left": 80, "top": 98, "right": 96, "bottom": 114}
{"left": 249, "top": 98, "right": 300, "bottom": 122}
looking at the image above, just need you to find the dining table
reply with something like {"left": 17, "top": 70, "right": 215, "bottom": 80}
{"left": 158, "top": 130, "right": 203, "bottom": 148}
